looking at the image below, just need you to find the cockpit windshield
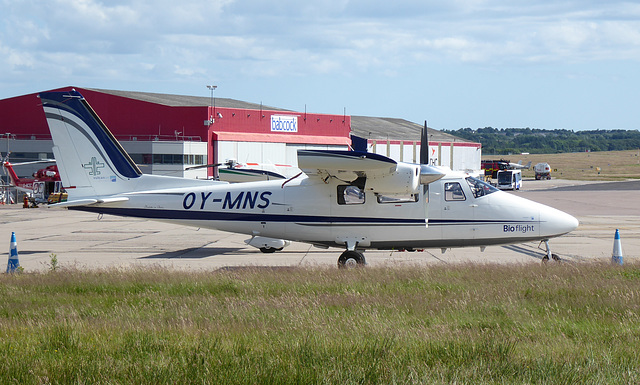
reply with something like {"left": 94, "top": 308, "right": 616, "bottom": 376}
{"left": 465, "top": 176, "right": 499, "bottom": 198}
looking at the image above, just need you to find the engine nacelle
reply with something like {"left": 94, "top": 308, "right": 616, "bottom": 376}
{"left": 364, "top": 162, "right": 421, "bottom": 195}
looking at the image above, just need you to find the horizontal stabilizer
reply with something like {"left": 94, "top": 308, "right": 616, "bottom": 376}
{"left": 48, "top": 196, "right": 129, "bottom": 208}
{"left": 48, "top": 199, "right": 99, "bottom": 208}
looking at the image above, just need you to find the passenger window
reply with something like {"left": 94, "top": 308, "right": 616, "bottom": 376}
{"left": 376, "top": 194, "right": 419, "bottom": 204}
{"left": 337, "top": 185, "right": 365, "bottom": 205}
{"left": 444, "top": 182, "right": 466, "bottom": 201}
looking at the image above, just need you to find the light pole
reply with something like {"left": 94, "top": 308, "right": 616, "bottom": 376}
{"left": 4, "top": 132, "right": 10, "bottom": 156}
{"left": 206, "top": 85, "right": 217, "bottom": 124}
{"left": 2, "top": 133, "right": 10, "bottom": 204}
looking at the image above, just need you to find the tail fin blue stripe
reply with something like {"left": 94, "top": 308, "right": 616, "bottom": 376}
{"left": 39, "top": 90, "right": 142, "bottom": 179}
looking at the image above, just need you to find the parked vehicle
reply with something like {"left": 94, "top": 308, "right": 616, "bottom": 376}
{"left": 534, "top": 163, "right": 551, "bottom": 180}
{"left": 497, "top": 169, "right": 522, "bottom": 190}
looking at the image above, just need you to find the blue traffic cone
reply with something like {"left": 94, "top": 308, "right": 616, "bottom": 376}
{"left": 6, "top": 232, "right": 21, "bottom": 273}
{"left": 611, "top": 229, "right": 623, "bottom": 265}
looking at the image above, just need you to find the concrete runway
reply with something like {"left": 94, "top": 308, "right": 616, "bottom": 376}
{"left": 2, "top": 178, "right": 638, "bottom": 271}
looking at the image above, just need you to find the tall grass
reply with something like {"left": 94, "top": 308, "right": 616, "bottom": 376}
{"left": 1, "top": 263, "right": 639, "bottom": 384}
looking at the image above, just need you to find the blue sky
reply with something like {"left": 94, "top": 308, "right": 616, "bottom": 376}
{"left": 2, "top": 0, "right": 639, "bottom": 130}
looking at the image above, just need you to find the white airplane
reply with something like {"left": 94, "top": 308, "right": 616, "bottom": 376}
{"left": 185, "top": 159, "right": 292, "bottom": 183}
{"left": 508, "top": 160, "right": 532, "bottom": 170}
{"left": 39, "top": 90, "right": 578, "bottom": 266}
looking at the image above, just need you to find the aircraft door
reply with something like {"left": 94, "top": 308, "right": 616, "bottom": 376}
{"left": 440, "top": 180, "right": 477, "bottom": 243}
{"left": 329, "top": 184, "right": 371, "bottom": 248}
{"left": 427, "top": 181, "right": 444, "bottom": 239}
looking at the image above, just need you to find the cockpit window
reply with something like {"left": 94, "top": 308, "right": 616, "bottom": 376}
{"left": 465, "top": 176, "right": 499, "bottom": 198}
{"left": 444, "top": 182, "right": 466, "bottom": 201}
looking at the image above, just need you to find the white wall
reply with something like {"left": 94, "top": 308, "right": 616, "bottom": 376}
{"left": 218, "top": 141, "right": 348, "bottom": 169}
{"left": 370, "top": 140, "right": 481, "bottom": 172}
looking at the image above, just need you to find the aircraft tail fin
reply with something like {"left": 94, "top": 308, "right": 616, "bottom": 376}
{"left": 2, "top": 160, "right": 21, "bottom": 187}
{"left": 39, "top": 90, "right": 145, "bottom": 199}
{"left": 39, "top": 90, "right": 219, "bottom": 204}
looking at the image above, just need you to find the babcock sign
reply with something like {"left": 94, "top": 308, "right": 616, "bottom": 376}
{"left": 271, "top": 115, "right": 298, "bottom": 132}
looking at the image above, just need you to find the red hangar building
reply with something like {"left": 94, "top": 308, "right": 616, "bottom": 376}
{"left": 0, "top": 87, "right": 481, "bottom": 181}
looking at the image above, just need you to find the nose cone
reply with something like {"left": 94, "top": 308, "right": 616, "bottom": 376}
{"left": 540, "top": 206, "right": 579, "bottom": 238}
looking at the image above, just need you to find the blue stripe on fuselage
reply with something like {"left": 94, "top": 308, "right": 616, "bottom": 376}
{"left": 70, "top": 206, "right": 539, "bottom": 227}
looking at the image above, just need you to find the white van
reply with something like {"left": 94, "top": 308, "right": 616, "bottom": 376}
{"left": 496, "top": 169, "right": 522, "bottom": 190}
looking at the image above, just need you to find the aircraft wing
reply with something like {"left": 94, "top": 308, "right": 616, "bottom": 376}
{"left": 297, "top": 150, "right": 444, "bottom": 195}
{"left": 297, "top": 150, "right": 396, "bottom": 180}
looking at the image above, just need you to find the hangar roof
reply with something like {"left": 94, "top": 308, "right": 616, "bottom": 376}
{"left": 88, "top": 88, "right": 289, "bottom": 111}
{"left": 350, "top": 116, "right": 472, "bottom": 143}
{"left": 88, "top": 88, "right": 471, "bottom": 144}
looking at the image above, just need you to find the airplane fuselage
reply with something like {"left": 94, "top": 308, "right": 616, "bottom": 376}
{"left": 72, "top": 171, "right": 577, "bottom": 251}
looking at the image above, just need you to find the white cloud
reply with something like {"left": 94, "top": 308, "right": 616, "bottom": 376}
{"left": 1, "top": 0, "right": 640, "bottom": 129}
{"left": 2, "top": 0, "right": 639, "bottom": 81}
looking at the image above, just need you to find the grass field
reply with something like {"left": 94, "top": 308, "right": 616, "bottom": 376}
{"left": 483, "top": 149, "right": 640, "bottom": 180}
{"left": 1, "top": 264, "right": 639, "bottom": 384}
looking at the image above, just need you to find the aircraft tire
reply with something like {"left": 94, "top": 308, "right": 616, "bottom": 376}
{"left": 542, "top": 253, "right": 561, "bottom": 263}
{"left": 338, "top": 251, "right": 366, "bottom": 268}
{"left": 259, "top": 247, "right": 282, "bottom": 253}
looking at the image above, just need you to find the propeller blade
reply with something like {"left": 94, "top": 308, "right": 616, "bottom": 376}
{"left": 420, "top": 120, "right": 429, "bottom": 165}
{"left": 4, "top": 159, "right": 56, "bottom": 166}
{"left": 184, "top": 162, "right": 224, "bottom": 171}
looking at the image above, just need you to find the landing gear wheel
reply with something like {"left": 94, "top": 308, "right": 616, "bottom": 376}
{"left": 540, "top": 240, "right": 561, "bottom": 263}
{"left": 338, "top": 251, "right": 366, "bottom": 268}
{"left": 259, "top": 247, "right": 283, "bottom": 253}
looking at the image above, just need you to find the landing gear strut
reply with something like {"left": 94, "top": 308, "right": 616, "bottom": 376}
{"left": 338, "top": 250, "right": 366, "bottom": 268}
{"left": 540, "top": 239, "right": 560, "bottom": 263}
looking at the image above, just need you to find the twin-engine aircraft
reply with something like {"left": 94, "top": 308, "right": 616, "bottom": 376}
{"left": 39, "top": 90, "right": 578, "bottom": 267}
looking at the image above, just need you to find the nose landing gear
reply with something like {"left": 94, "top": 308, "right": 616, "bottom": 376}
{"left": 540, "top": 239, "right": 561, "bottom": 262}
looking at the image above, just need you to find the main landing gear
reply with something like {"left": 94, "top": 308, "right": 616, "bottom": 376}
{"left": 539, "top": 239, "right": 561, "bottom": 263}
{"left": 338, "top": 250, "right": 366, "bottom": 268}
{"left": 259, "top": 247, "right": 283, "bottom": 254}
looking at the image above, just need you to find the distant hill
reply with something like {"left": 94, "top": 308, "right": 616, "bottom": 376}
{"left": 441, "top": 127, "right": 640, "bottom": 154}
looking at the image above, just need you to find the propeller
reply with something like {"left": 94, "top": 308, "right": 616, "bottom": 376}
{"left": 418, "top": 120, "right": 444, "bottom": 185}
{"left": 184, "top": 159, "right": 237, "bottom": 171}
{"left": 420, "top": 120, "right": 429, "bottom": 165}
{"left": 2, "top": 152, "right": 56, "bottom": 167}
